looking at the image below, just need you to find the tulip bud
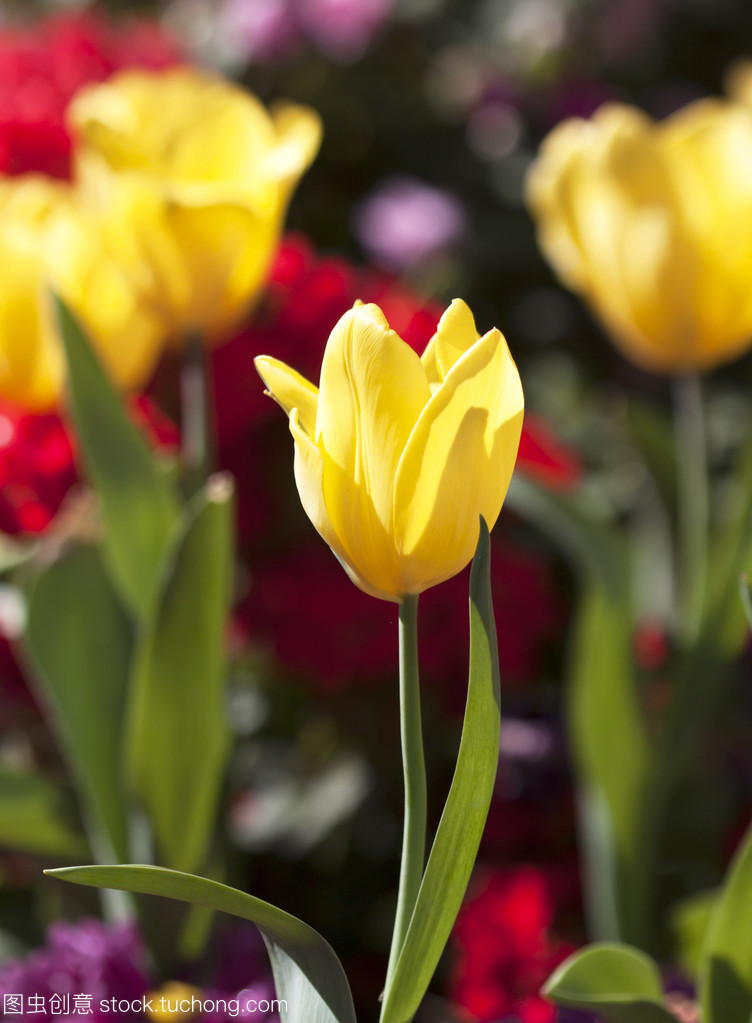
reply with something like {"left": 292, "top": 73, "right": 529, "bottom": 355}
{"left": 256, "top": 299, "right": 524, "bottom": 601}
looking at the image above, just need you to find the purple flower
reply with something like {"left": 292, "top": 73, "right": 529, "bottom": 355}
{"left": 354, "top": 176, "right": 466, "bottom": 271}
{"left": 296, "top": 0, "right": 393, "bottom": 60}
{"left": 0, "top": 918, "right": 150, "bottom": 1020}
{"left": 221, "top": 0, "right": 302, "bottom": 61}
{"left": 219, "top": 0, "right": 392, "bottom": 63}
{"left": 0, "top": 919, "right": 278, "bottom": 1022}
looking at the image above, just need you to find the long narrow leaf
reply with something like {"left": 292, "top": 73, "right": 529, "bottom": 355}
{"left": 55, "top": 296, "right": 180, "bottom": 619}
{"left": 568, "top": 581, "right": 652, "bottom": 946}
{"left": 45, "top": 864, "right": 357, "bottom": 1023}
{"left": 380, "top": 519, "right": 500, "bottom": 1023}
{"left": 125, "top": 476, "right": 233, "bottom": 874}
{"left": 701, "top": 821, "right": 752, "bottom": 1023}
{"left": 25, "top": 546, "right": 131, "bottom": 861}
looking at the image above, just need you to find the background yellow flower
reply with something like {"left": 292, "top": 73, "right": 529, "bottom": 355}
{"left": 526, "top": 100, "right": 752, "bottom": 374}
{"left": 0, "top": 176, "right": 163, "bottom": 410}
{"left": 69, "top": 69, "right": 322, "bottom": 344}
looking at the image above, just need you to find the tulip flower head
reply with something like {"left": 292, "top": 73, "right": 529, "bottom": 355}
{"left": 68, "top": 68, "right": 322, "bottom": 343}
{"left": 526, "top": 100, "right": 752, "bottom": 373}
{"left": 256, "top": 299, "right": 524, "bottom": 602}
{"left": 0, "top": 176, "right": 162, "bottom": 410}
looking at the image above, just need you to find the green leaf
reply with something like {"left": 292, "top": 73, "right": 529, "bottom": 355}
{"left": 55, "top": 296, "right": 180, "bottom": 619}
{"left": 568, "top": 581, "right": 652, "bottom": 946}
{"left": 507, "top": 476, "right": 622, "bottom": 592}
{"left": 25, "top": 545, "right": 131, "bottom": 861}
{"left": 0, "top": 769, "right": 86, "bottom": 859}
{"left": 625, "top": 400, "right": 677, "bottom": 522}
{"left": 125, "top": 476, "right": 234, "bottom": 874}
{"left": 379, "top": 520, "right": 500, "bottom": 1023}
{"left": 45, "top": 864, "right": 356, "bottom": 1023}
{"left": 670, "top": 889, "right": 717, "bottom": 981}
{"left": 543, "top": 943, "right": 675, "bottom": 1022}
{"left": 701, "top": 822, "right": 752, "bottom": 1023}
{"left": 739, "top": 576, "right": 752, "bottom": 632}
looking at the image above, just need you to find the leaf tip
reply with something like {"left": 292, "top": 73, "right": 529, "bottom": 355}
{"left": 206, "top": 472, "right": 235, "bottom": 504}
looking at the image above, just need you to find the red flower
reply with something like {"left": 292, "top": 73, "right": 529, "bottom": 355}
{"left": 0, "top": 9, "right": 180, "bottom": 179}
{"left": 518, "top": 414, "right": 582, "bottom": 491}
{"left": 450, "top": 867, "right": 574, "bottom": 1023}
{"left": 237, "top": 532, "right": 562, "bottom": 695}
{"left": 0, "top": 395, "right": 177, "bottom": 537}
{"left": 0, "top": 401, "right": 76, "bottom": 536}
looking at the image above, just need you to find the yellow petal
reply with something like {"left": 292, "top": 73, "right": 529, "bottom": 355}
{"left": 316, "top": 303, "right": 431, "bottom": 597}
{"left": 0, "top": 234, "right": 62, "bottom": 410}
{"left": 394, "top": 327, "right": 523, "bottom": 593}
{"left": 434, "top": 298, "right": 480, "bottom": 380}
{"left": 419, "top": 332, "right": 441, "bottom": 391}
{"left": 268, "top": 104, "right": 324, "bottom": 194}
{"left": 254, "top": 355, "right": 319, "bottom": 437}
{"left": 289, "top": 410, "right": 392, "bottom": 601}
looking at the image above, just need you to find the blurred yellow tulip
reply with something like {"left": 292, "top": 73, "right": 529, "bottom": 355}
{"left": 526, "top": 100, "right": 752, "bottom": 373}
{"left": 69, "top": 68, "right": 322, "bottom": 343}
{"left": 0, "top": 176, "right": 163, "bottom": 410}
{"left": 256, "top": 299, "right": 524, "bottom": 602}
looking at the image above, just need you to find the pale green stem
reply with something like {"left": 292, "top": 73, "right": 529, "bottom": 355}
{"left": 673, "top": 373, "right": 708, "bottom": 646}
{"left": 181, "top": 330, "right": 213, "bottom": 496}
{"left": 382, "top": 594, "right": 426, "bottom": 1016}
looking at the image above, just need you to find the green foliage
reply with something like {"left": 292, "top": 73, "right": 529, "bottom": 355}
{"left": 124, "top": 478, "right": 234, "bottom": 875}
{"left": 379, "top": 520, "right": 501, "bottom": 1023}
{"left": 0, "top": 769, "right": 86, "bottom": 859}
{"left": 543, "top": 943, "right": 675, "bottom": 1022}
{"left": 45, "top": 865, "right": 356, "bottom": 1023}
{"left": 26, "top": 545, "right": 131, "bottom": 862}
{"left": 55, "top": 296, "right": 180, "bottom": 620}
{"left": 568, "top": 581, "right": 652, "bottom": 946}
{"left": 701, "top": 822, "right": 752, "bottom": 1023}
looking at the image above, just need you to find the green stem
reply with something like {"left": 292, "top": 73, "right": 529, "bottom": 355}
{"left": 181, "top": 330, "right": 213, "bottom": 496}
{"left": 382, "top": 594, "right": 426, "bottom": 1013}
{"left": 673, "top": 373, "right": 708, "bottom": 646}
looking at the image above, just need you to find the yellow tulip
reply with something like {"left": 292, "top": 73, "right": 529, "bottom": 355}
{"left": 0, "top": 176, "right": 163, "bottom": 410}
{"left": 526, "top": 100, "right": 752, "bottom": 373}
{"left": 69, "top": 68, "right": 322, "bottom": 343}
{"left": 255, "top": 299, "right": 524, "bottom": 602}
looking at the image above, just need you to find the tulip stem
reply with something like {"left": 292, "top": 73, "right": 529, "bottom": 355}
{"left": 672, "top": 373, "right": 708, "bottom": 645}
{"left": 181, "top": 330, "right": 213, "bottom": 496}
{"left": 383, "top": 593, "right": 426, "bottom": 1012}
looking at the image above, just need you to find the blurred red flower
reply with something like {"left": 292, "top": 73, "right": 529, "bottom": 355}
{"left": 450, "top": 867, "right": 574, "bottom": 1023}
{"left": 237, "top": 532, "right": 562, "bottom": 695}
{"left": 0, "top": 402, "right": 76, "bottom": 536}
{"left": 0, "top": 395, "right": 177, "bottom": 537}
{"left": 0, "top": 9, "right": 180, "bottom": 179}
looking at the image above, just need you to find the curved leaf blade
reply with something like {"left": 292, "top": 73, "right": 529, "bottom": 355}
{"left": 45, "top": 864, "right": 356, "bottom": 1023}
{"left": 701, "top": 822, "right": 752, "bottom": 1023}
{"left": 380, "top": 519, "right": 500, "bottom": 1023}
{"left": 55, "top": 296, "right": 180, "bottom": 619}
{"left": 543, "top": 943, "right": 674, "bottom": 1023}
{"left": 125, "top": 476, "right": 234, "bottom": 875}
